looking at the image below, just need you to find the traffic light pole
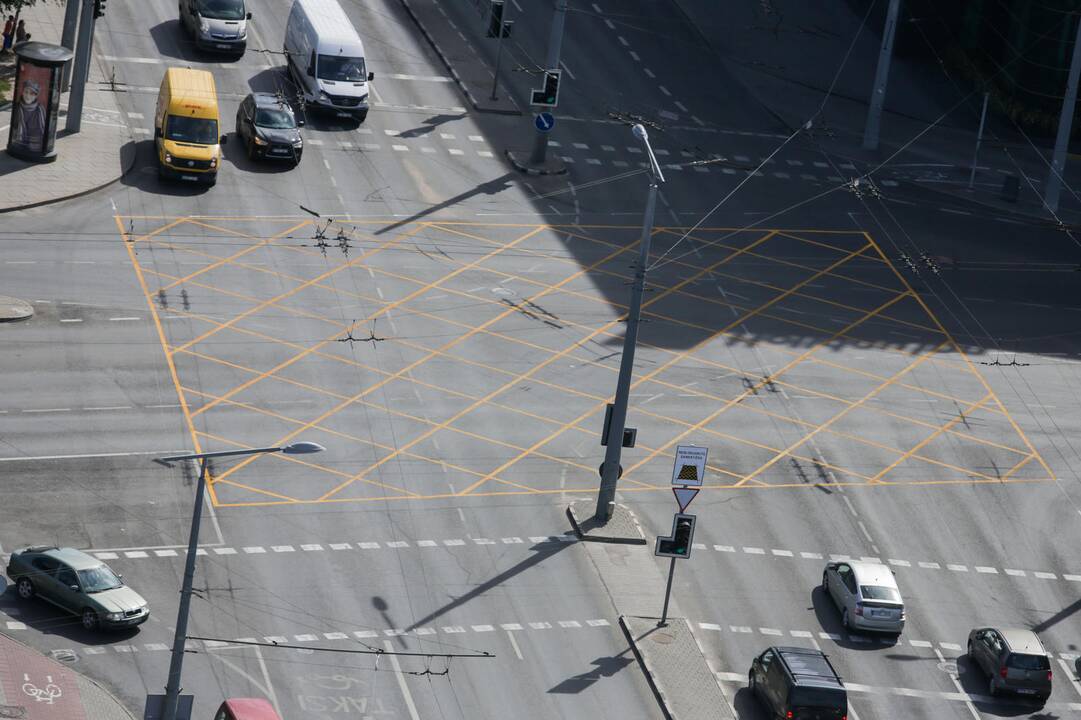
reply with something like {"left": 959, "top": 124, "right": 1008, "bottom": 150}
{"left": 1046, "top": 12, "right": 1081, "bottom": 213}
{"left": 528, "top": 0, "right": 568, "bottom": 165}
{"left": 862, "top": 0, "right": 902, "bottom": 151}
{"left": 658, "top": 557, "right": 676, "bottom": 627}
{"left": 61, "top": 0, "right": 80, "bottom": 91}
{"left": 65, "top": 0, "right": 96, "bottom": 133}
{"left": 594, "top": 125, "right": 665, "bottom": 523}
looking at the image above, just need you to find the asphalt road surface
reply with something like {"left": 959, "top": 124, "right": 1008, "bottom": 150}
{"left": 2, "top": 1, "right": 1081, "bottom": 719}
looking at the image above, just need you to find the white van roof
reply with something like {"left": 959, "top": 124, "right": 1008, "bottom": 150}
{"left": 294, "top": 0, "right": 364, "bottom": 51}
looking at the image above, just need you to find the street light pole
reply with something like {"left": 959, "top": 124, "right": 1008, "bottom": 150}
{"left": 1046, "top": 12, "right": 1081, "bottom": 213}
{"left": 862, "top": 0, "right": 903, "bottom": 151}
{"left": 154, "top": 442, "right": 325, "bottom": 720}
{"left": 594, "top": 124, "right": 665, "bottom": 523}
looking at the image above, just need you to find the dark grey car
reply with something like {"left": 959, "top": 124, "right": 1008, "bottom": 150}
{"left": 235, "top": 92, "right": 304, "bottom": 166}
{"left": 967, "top": 627, "right": 1051, "bottom": 702}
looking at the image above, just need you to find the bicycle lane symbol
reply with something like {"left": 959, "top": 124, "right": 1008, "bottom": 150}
{"left": 22, "top": 673, "right": 63, "bottom": 704}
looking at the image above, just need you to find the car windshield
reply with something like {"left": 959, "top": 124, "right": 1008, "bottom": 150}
{"left": 860, "top": 585, "right": 901, "bottom": 602}
{"left": 317, "top": 55, "right": 366, "bottom": 82}
{"left": 255, "top": 108, "right": 295, "bottom": 129}
{"left": 166, "top": 115, "right": 219, "bottom": 144}
{"left": 1007, "top": 653, "right": 1050, "bottom": 670}
{"left": 197, "top": 0, "right": 245, "bottom": 20}
{"left": 78, "top": 565, "right": 123, "bottom": 593}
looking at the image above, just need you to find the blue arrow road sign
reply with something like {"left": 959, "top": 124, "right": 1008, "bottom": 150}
{"left": 535, "top": 112, "right": 555, "bottom": 133}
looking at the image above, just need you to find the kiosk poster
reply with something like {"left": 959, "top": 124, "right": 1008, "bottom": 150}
{"left": 10, "top": 63, "right": 51, "bottom": 155}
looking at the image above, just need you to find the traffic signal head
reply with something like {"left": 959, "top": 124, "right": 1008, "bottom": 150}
{"left": 530, "top": 70, "right": 561, "bottom": 108}
{"left": 655, "top": 513, "right": 696, "bottom": 558}
{"left": 94, "top": 0, "right": 106, "bottom": 18}
{"left": 487, "top": 0, "right": 504, "bottom": 38}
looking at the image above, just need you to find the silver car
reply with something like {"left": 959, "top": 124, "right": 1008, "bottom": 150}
{"left": 821, "top": 560, "right": 905, "bottom": 633}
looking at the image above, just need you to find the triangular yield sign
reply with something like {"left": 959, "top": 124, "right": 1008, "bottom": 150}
{"left": 673, "top": 486, "right": 699, "bottom": 513}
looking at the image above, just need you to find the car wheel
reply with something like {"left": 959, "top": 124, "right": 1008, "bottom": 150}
{"left": 988, "top": 676, "right": 998, "bottom": 697}
{"left": 16, "top": 578, "right": 34, "bottom": 600}
{"left": 81, "top": 608, "right": 99, "bottom": 631}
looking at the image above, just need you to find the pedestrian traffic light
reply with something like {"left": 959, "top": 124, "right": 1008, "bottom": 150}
{"left": 531, "top": 70, "right": 561, "bottom": 108}
{"left": 94, "top": 0, "right": 106, "bottom": 18}
{"left": 655, "top": 513, "right": 696, "bottom": 558}
{"left": 486, "top": 0, "right": 504, "bottom": 38}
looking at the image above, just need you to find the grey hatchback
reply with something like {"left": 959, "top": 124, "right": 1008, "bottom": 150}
{"left": 967, "top": 627, "right": 1051, "bottom": 702}
{"left": 6, "top": 546, "right": 149, "bottom": 631}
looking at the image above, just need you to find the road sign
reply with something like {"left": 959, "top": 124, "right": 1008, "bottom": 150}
{"left": 673, "top": 486, "right": 699, "bottom": 512}
{"left": 671, "top": 444, "right": 708, "bottom": 487}
{"left": 655, "top": 512, "right": 696, "bottom": 559}
{"left": 534, "top": 112, "right": 555, "bottom": 133}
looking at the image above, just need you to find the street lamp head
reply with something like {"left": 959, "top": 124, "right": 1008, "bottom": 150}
{"left": 631, "top": 123, "right": 648, "bottom": 143}
{"left": 281, "top": 441, "right": 326, "bottom": 455}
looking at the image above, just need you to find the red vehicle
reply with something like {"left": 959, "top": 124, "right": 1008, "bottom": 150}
{"left": 214, "top": 699, "right": 282, "bottom": 720}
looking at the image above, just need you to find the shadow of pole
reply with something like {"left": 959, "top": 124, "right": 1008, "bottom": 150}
{"left": 1031, "top": 597, "right": 1081, "bottom": 634}
{"left": 374, "top": 173, "right": 515, "bottom": 236}
{"left": 404, "top": 537, "right": 574, "bottom": 633}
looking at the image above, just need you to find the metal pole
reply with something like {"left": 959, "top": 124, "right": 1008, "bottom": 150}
{"left": 490, "top": 11, "right": 508, "bottom": 101}
{"left": 968, "top": 91, "right": 990, "bottom": 190}
{"left": 65, "top": 0, "right": 95, "bottom": 133}
{"left": 162, "top": 457, "right": 208, "bottom": 720}
{"left": 862, "top": 0, "right": 903, "bottom": 151}
{"left": 658, "top": 557, "right": 676, "bottom": 627}
{"left": 528, "top": 0, "right": 568, "bottom": 165}
{"left": 594, "top": 125, "right": 665, "bottom": 523}
{"left": 60, "top": 0, "right": 80, "bottom": 92}
{"left": 1046, "top": 13, "right": 1081, "bottom": 213}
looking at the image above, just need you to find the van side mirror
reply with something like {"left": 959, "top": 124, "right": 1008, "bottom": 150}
{"left": 297, "top": 118, "right": 305, "bottom": 127}
{"left": 69, "top": 585, "right": 80, "bottom": 592}
{"left": 220, "top": 135, "right": 227, "bottom": 145}
{"left": 246, "top": 11, "right": 252, "bottom": 19}
{"left": 367, "top": 71, "right": 374, "bottom": 82}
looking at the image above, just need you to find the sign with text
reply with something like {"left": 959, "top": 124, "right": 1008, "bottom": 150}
{"left": 671, "top": 445, "right": 708, "bottom": 487}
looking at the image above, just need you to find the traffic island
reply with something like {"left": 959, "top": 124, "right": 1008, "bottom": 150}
{"left": 566, "top": 499, "right": 646, "bottom": 544}
{"left": 505, "top": 148, "right": 567, "bottom": 176}
{"left": 621, "top": 616, "right": 736, "bottom": 720}
{"left": 0, "top": 296, "right": 34, "bottom": 322}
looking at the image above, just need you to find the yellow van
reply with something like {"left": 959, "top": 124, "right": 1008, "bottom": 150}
{"left": 155, "top": 67, "right": 226, "bottom": 185}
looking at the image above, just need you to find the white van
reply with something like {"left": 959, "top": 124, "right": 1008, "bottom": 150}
{"left": 284, "top": 0, "right": 374, "bottom": 122}
{"left": 179, "top": 0, "right": 251, "bottom": 55}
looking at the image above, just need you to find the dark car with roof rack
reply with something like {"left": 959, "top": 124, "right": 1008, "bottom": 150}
{"left": 749, "top": 645, "right": 848, "bottom": 719}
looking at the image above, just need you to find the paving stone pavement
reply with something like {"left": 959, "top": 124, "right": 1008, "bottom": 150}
{"left": 0, "top": 631, "right": 134, "bottom": 720}
{"left": 0, "top": 1, "right": 135, "bottom": 212}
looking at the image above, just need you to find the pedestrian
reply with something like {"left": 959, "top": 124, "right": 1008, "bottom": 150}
{"left": 14, "top": 19, "right": 29, "bottom": 45}
{"left": 1, "top": 16, "right": 14, "bottom": 53}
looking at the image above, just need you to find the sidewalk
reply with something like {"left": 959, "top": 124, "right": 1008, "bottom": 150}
{"left": 0, "top": 631, "right": 134, "bottom": 720}
{"left": 0, "top": 2, "right": 135, "bottom": 213}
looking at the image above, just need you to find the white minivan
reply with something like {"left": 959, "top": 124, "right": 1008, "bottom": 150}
{"left": 179, "top": 0, "right": 251, "bottom": 55}
{"left": 284, "top": 0, "right": 374, "bottom": 122}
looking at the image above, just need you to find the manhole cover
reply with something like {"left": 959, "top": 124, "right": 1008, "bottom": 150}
{"left": 51, "top": 649, "right": 78, "bottom": 663}
{"left": 490, "top": 287, "right": 516, "bottom": 297}
{"left": 0, "top": 706, "right": 27, "bottom": 719}
{"left": 651, "top": 632, "right": 676, "bottom": 645}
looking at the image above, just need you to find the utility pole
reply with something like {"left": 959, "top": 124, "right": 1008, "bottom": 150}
{"left": 60, "top": 0, "right": 80, "bottom": 91}
{"left": 65, "top": 0, "right": 96, "bottom": 133}
{"left": 862, "top": 0, "right": 903, "bottom": 151}
{"left": 594, "top": 124, "right": 665, "bottom": 523}
{"left": 489, "top": 4, "right": 512, "bottom": 101}
{"left": 528, "top": 0, "right": 568, "bottom": 165}
{"left": 1046, "top": 13, "right": 1081, "bottom": 213}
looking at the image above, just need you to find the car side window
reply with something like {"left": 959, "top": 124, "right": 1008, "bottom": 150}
{"left": 989, "top": 632, "right": 1003, "bottom": 655}
{"left": 838, "top": 565, "right": 856, "bottom": 593}
{"left": 31, "top": 557, "right": 59, "bottom": 575}
{"left": 758, "top": 650, "right": 773, "bottom": 672}
{"left": 56, "top": 566, "right": 78, "bottom": 588}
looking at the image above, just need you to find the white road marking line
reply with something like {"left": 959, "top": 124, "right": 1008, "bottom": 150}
{"left": 84, "top": 406, "right": 132, "bottom": 411}
{"left": 448, "top": 148, "right": 464, "bottom": 155}
{"left": 59, "top": 319, "right": 83, "bottom": 323}
{"left": 643, "top": 68, "right": 655, "bottom": 78}
{"left": 243, "top": 547, "right": 266, "bottom": 554}
{"left": 604, "top": 19, "right": 615, "bottom": 29}
{"left": 628, "top": 50, "right": 639, "bottom": 61}
{"left": 507, "top": 630, "right": 524, "bottom": 659}
{"left": 108, "top": 316, "right": 140, "bottom": 321}
{"left": 658, "top": 86, "right": 671, "bottom": 96}
{"left": 743, "top": 547, "right": 765, "bottom": 554}
{"left": 918, "top": 561, "right": 941, "bottom": 569}
{"left": 1035, "top": 571, "right": 1057, "bottom": 579}
{"left": 1004, "top": 568, "right": 1025, "bottom": 576}
{"left": 384, "top": 73, "right": 453, "bottom": 82}
{"left": 800, "top": 552, "right": 823, "bottom": 559}
{"left": 23, "top": 408, "right": 72, "bottom": 412}
{"left": 386, "top": 640, "right": 421, "bottom": 720}
{"left": 771, "top": 549, "right": 793, "bottom": 557}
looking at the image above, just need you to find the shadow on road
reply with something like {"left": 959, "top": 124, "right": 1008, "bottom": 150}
{"left": 548, "top": 648, "right": 634, "bottom": 694}
{"left": 404, "top": 535, "right": 574, "bottom": 632}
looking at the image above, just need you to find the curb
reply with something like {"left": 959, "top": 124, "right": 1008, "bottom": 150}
{"left": 618, "top": 616, "right": 675, "bottom": 720}
{"left": 0, "top": 631, "right": 136, "bottom": 719}
{"left": 395, "top": 0, "right": 521, "bottom": 116}
{"left": 0, "top": 136, "right": 138, "bottom": 215}
{"left": 505, "top": 149, "right": 567, "bottom": 176}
